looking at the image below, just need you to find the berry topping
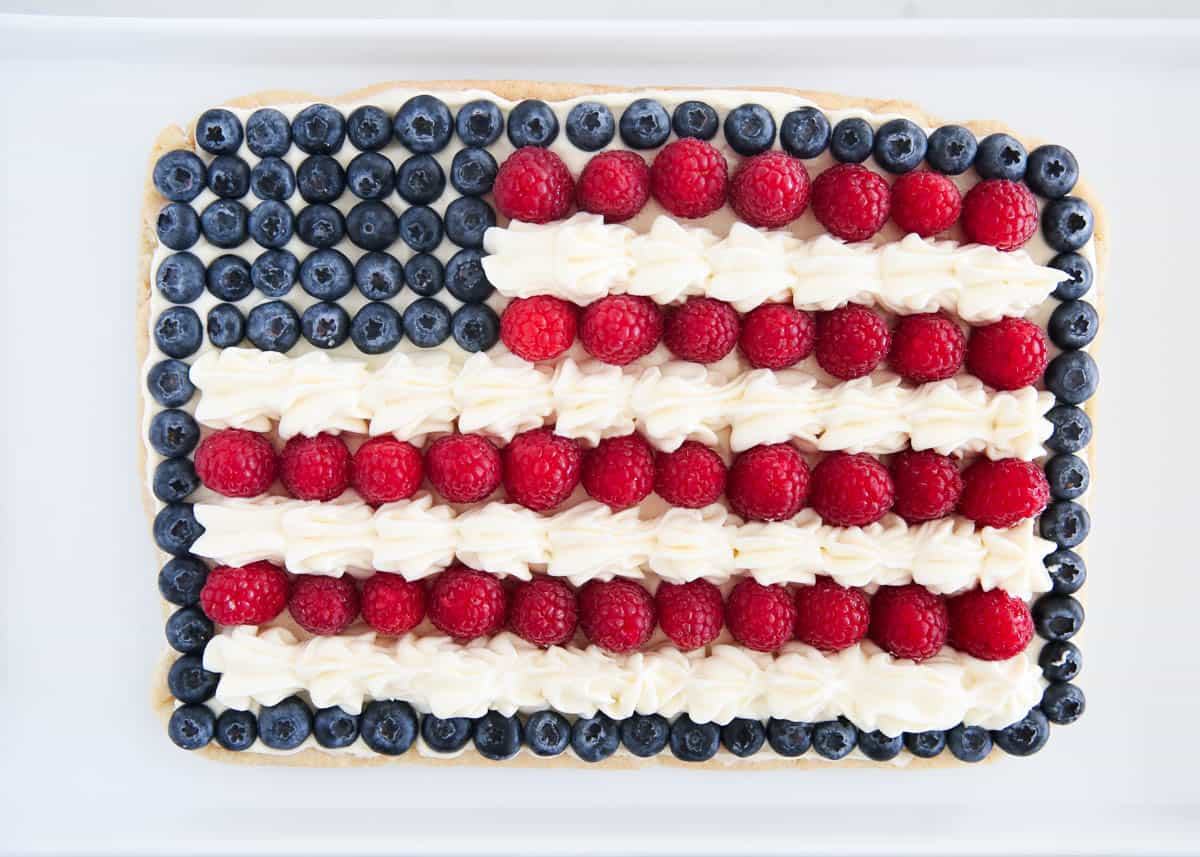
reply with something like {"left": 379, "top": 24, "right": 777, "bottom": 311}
{"left": 428, "top": 565, "right": 507, "bottom": 641}
{"left": 346, "top": 151, "right": 395, "bottom": 200}
{"left": 947, "top": 724, "right": 993, "bottom": 763}
{"left": 507, "top": 99, "right": 559, "bottom": 148}
{"left": 975, "top": 133, "right": 1027, "bottom": 181}
{"left": 297, "top": 155, "right": 345, "bottom": 203}
{"left": 165, "top": 605, "right": 212, "bottom": 654}
{"left": 738, "top": 303, "right": 816, "bottom": 369}
{"left": 729, "top": 151, "right": 811, "bottom": 229}
{"left": 208, "top": 155, "right": 252, "bottom": 198}
{"left": 168, "top": 653, "right": 219, "bottom": 704}
{"left": 722, "top": 718, "right": 767, "bottom": 757}
{"left": 194, "top": 428, "right": 277, "bottom": 498}
{"left": 450, "top": 148, "right": 498, "bottom": 197}
{"left": 500, "top": 295, "right": 578, "bottom": 362}
{"left": 393, "top": 95, "right": 452, "bottom": 154}
{"left": 405, "top": 253, "right": 444, "bottom": 296}
{"left": 215, "top": 708, "right": 258, "bottom": 752}
{"left": 451, "top": 303, "right": 501, "bottom": 353}
{"left": 508, "top": 577, "right": 578, "bottom": 647}
{"left": 1039, "top": 639, "right": 1082, "bottom": 682}
{"left": 156, "top": 251, "right": 206, "bottom": 304}
{"left": 966, "top": 316, "right": 1048, "bottom": 391}
{"left": 396, "top": 153, "right": 446, "bottom": 205}
{"left": 959, "top": 458, "right": 1050, "bottom": 528}
{"left": 1045, "top": 453, "right": 1090, "bottom": 501}
{"left": 815, "top": 303, "right": 891, "bottom": 380}
{"left": 153, "top": 457, "right": 200, "bottom": 503}
{"left": 809, "top": 452, "right": 894, "bottom": 527}
{"left": 279, "top": 432, "right": 351, "bottom": 501}
{"left": 195, "top": 108, "right": 243, "bottom": 155}
{"left": 288, "top": 574, "right": 360, "bottom": 636}
{"left": 1026, "top": 144, "right": 1079, "bottom": 199}
{"left": 888, "top": 312, "right": 965, "bottom": 383}
{"left": 1033, "top": 593, "right": 1084, "bottom": 641}
{"left": 904, "top": 730, "right": 947, "bottom": 759}
{"left": 300, "top": 302, "right": 350, "bottom": 349}
{"left": 670, "top": 715, "right": 721, "bottom": 762}
{"left": 426, "top": 433, "right": 502, "bottom": 503}
{"left": 811, "top": 163, "right": 891, "bottom": 242}
{"left": 581, "top": 433, "right": 654, "bottom": 510}
{"left": 572, "top": 713, "right": 621, "bottom": 762}
{"left": 793, "top": 578, "right": 870, "bottom": 652}
{"left": 299, "top": 248, "right": 353, "bottom": 300}
{"left": 349, "top": 436, "right": 422, "bottom": 506}
{"left": 200, "top": 561, "right": 290, "bottom": 626}
{"left": 155, "top": 306, "right": 203, "bottom": 359}
{"left": 926, "top": 124, "right": 977, "bottom": 175}
{"left": 354, "top": 251, "right": 403, "bottom": 301}
{"left": 830, "top": 117, "right": 874, "bottom": 164}
{"left": 1042, "top": 681, "right": 1086, "bottom": 725}
{"left": 402, "top": 298, "right": 452, "bottom": 348}
{"left": 727, "top": 443, "right": 810, "bottom": 522}
{"left": 473, "top": 711, "right": 522, "bottom": 760}
{"left": 1048, "top": 300, "right": 1099, "bottom": 350}
{"left": 992, "top": 708, "right": 1049, "bottom": 756}
{"left": 663, "top": 297, "right": 740, "bottom": 364}
{"left": 169, "top": 705, "right": 215, "bottom": 750}
{"left": 578, "top": 294, "right": 663, "bottom": 366}
{"left": 656, "top": 579, "right": 724, "bottom": 650}
{"left": 1042, "top": 196, "right": 1094, "bottom": 253}
{"left": 767, "top": 718, "right": 813, "bottom": 757}
{"left": 889, "top": 170, "right": 962, "bottom": 237}
{"left": 147, "top": 359, "right": 194, "bottom": 408}
{"left": 578, "top": 578, "right": 656, "bottom": 653}
{"left": 780, "top": 106, "right": 831, "bottom": 158}
{"left": 890, "top": 450, "right": 963, "bottom": 523}
{"left": 1040, "top": 500, "right": 1090, "bottom": 548}
{"left": 564, "top": 101, "right": 616, "bottom": 152}
{"left": 858, "top": 729, "right": 904, "bottom": 761}
{"left": 726, "top": 579, "right": 795, "bottom": 652}
{"left": 525, "top": 710, "right": 571, "bottom": 757}
{"left": 671, "top": 100, "right": 719, "bottom": 140}
{"left": 258, "top": 696, "right": 313, "bottom": 750}
{"left": 158, "top": 555, "right": 208, "bottom": 607}
{"left": 653, "top": 440, "right": 727, "bottom": 509}
{"left": 723, "top": 103, "right": 776, "bottom": 156}
{"left": 346, "top": 104, "right": 391, "bottom": 151}
{"left": 962, "top": 179, "right": 1038, "bottom": 251}
{"left": 576, "top": 150, "right": 650, "bottom": 223}
{"left": 361, "top": 573, "right": 426, "bottom": 636}
{"left": 455, "top": 99, "right": 505, "bottom": 147}
{"left": 868, "top": 583, "right": 948, "bottom": 661}
{"left": 649, "top": 138, "right": 728, "bottom": 219}
{"left": 351, "top": 302, "right": 403, "bottom": 354}
{"left": 361, "top": 700, "right": 417, "bottom": 756}
{"left": 157, "top": 201, "right": 200, "bottom": 250}
{"left": 502, "top": 428, "right": 582, "bottom": 512}
{"left": 296, "top": 203, "right": 345, "bottom": 248}
{"left": 493, "top": 147, "right": 574, "bottom": 224}
{"left": 154, "top": 504, "right": 203, "bottom": 555}
{"left": 291, "top": 104, "right": 345, "bottom": 155}
{"left": 619, "top": 98, "right": 671, "bottom": 149}
{"left": 873, "top": 118, "right": 928, "bottom": 174}
{"left": 312, "top": 706, "right": 358, "bottom": 750}
{"left": 250, "top": 158, "right": 295, "bottom": 201}
{"left": 946, "top": 587, "right": 1034, "bottom": 661}
{"left": 1045, "top": 350, "right": 1099, "bottom": 405}
{"left": 422, "top": 714, "right": 472, "bottom": 754}
{"left": 154, "top": 150, "right": 207, "bottom": 202}
{"left": 622, "top": 713, "right": 671, "bottom": 757}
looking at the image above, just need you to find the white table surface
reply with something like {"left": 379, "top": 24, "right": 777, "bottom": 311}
{"left": 1, "top": 13, "right": 1198, "bottom": 856}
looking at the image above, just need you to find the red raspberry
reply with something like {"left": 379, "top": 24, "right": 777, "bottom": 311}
{"left": 493, "top": 147, "right": 574, "bottom": 224}
{"left": 727, "top": 443, "right": 810, "bottom": 522}
{"left": 958, "top": 458, "right": 1050, "bottom": 528}
{"left": 425, "top": 433, "right": 502, "bottom": 504}
{"left": 653, "top": 441, "right": 727, "bottom": 508}
{"left": 578, "top": 294, "right": 663, "bottom": 366}
{"left": 508, "top": 577, "right": 578, "bottom": 647}
{"left": 890, "top": 450, "right": 963, "bottom": 523}
{"left": 500, "top": 295, "right": 577, "bottom": 362}
{"left": 279, "top": 433, "right": 351, "bottom": 501}
{"left": 726, "top": 579, "right": 795, "bottom": 652}
{"left": 793, "top": 578, "right": 870, "bottom": 652}
{"left": 194, "top": 428, "right": 277, "bottom": 498}
{"left": 811, "top": 163, "right": 891, "bottom": 242}
{"left": 428, "top": 565, "right": 507, "bottom": 641}
{"left": 947, "top": 587, "right": 1035, "bottom": 661}
{"left": 663, "top": 297, "right": 739, "bottom": 364}
{"left": 350, "top": 436, "right": 422, "bottom": 506}
{"left": 815, "top": 304, "right": 891, "bottom": 380}
{"left": 199, "top": 561, "right": 289, "bottom": 626}
{"left": 578, "top": 578, "right": 655, "bottom": 653}
{"left": 581, "top": 433, "right": 654, "bottom": 510}
{"left": 649, "top": 138, "right": 728, "bottom": 219}
{"left": 288, "top": 574, "right": 360, "bottom": 636}
{"left": 966, "top": 317, "right": 1048, "bottom": 391}
{"left": 360, "top": 572, "right": 426, "bottom": 636}
{"left": 962, "top": 179, "right": 1038, "bottom": 250}
{"left": 729, "top": 151, "right": 811, "bottom": 228}
{"left": 869, "top": 583, "right": 948, "bottom": 662}
{"left": 502, "top": 428, "right": 582, "bottom": 512}
{"left": 656, "top": 579, "right": 724, "bottom": 651}
{"left": 809, "top": 452, "right": 894, "bottom": 527}
{"left": 888, "top": 312, "right": 966, "bottom": 383}
{"left": 890, "top": 169, "right": 962, "bottom": 237}
{"left": 576, "top": 150, "right": 650, "bottom": 224}
{"left": 738, "top": 303, "right": 816, "bottom": 370}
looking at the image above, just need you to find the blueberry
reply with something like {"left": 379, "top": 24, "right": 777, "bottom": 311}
{"left": 314, "top": 706, "right": 360, "bottom": 749}
{"left": 565, "top": 101, "right": 616, "bottom": 151}
{"left": 346, "top": 105, "right": 392, "bottom": 151}
{"left": 355, "top": 252, "right": 404, "bottom": 301}
{"left": 395, "top": 154, "right": 446, "bottom": 205}
{"left": 168, "top": 704, "right": 215, "bottom": 750}
{"left": 167, "top": 653, "right": 218, "bottom": 703}
{"left": 780, "top": 107, "right": 831, "bottom": 159}
{"left": 361, "top": 700, "right": 417, "bottom": 755}
{"left": 1044, "top": 548, "right": 1087, "bottom": 595}
{"left": 207, "top": 154, "right": 250, "bottom": 199}
{"left": 148, "top": 320, "right": 196, "bottom": 368}
{"left": 1045, "top": 404, "right": 1092, "bottom": 454}
{"left": 258, "top": 696, "right": 313, "bottom": 750}
{"left": 450, "top": 148, "right": 499, "bottom": 197}
{"left": 199, "top": 199, "right": 248, "bottom": 249}
{"left": 405, "top": 253, "right": 444, "bottom": 297}
{"left": 723, "top": 103, "right": 776, "bottom": 156}
{"left": 811, "top": 718, "right": 858, "bottom": 760}
{"left": 620, "top": 713, "right": 670, "bottom": 757}
{"left": 248, "top": 200, "right": 295, "bottom": 248}
{"left": 301, "top": 301, "right": 351, "bottom": 349}
{"left": 156, "top": 203, "right": 200, "bottom": 250}
{"left": 830, "top": 118, "right": 874, "bottom": 164}
{"left": 1042, "top": 682, "right": 1086, "bottom": 725}
{"left": 246, "top": 300, "right": 301, "bottom": 352}
{"left": 158, "top": 555, "right": 207, "bottom": 605}
{"left": 251, "top": 249, "right": 298, "bottom": 297}
{"left": 299, "top": 249, "right": 354, "bottom": 300}
{"left": 165, "top": 604, "right": 212, "bottom": 654}
{"left": 857, "top": 729, "right": 903, "bottom": 761}
{"left": 153, "top": 456, "right": 200, "bottom": 503}
{"left": 399, "top": 206, "right": 443, "bottom": 253}
{"left": 451, "top": 304, "right": 500, "bottom": 353}
{"left": 156, "top": 252, "right": 206, "bottom": 304}
{"left": 1024, "top": 145, "right": 1079, "bottom": 198}
{"left": 215, "top": 709, "right": 258, "bottom": 751}
{"left": 444, "top": 197, "right": 495, "bottom": 250}
{"left": 346, "top": 200, "right": 399, "bottom": 251}
{"left": 402, "top": 298, "right": 451, "bottom": 348}
{"left": 507, "top": 99, "right": 559, "bottom": 148}
{"left": 1033, "top": 593, "right": 1085, "bottom": 641}
{"left": 720, "top": 718, "right": 766, "bottom": 757}
{"left": 245, "top": 107, "right": 291, "bottom": 157}
{"left": 351, "top": 302, "right": 404, "bottom": 354}
{"left": 1045, "top": 351, "right": 1099, "bottom": 405}
{"left": 445, "top": 249, "right": 493, "bottom": 303}
{"left": 903, "top": 730, "right": 946, "bottom": 758}
{"left": 524, "top": 710, "right": 571, "bottom": 757}
{"left": 195, "top": 108, "right": 243, "bottom": 155}
{"left": 394, "top": 95, "right": 453, "bottom": 154}
{"left": 1048, "top": 251, "right": 1094, "bottom": 301}
{"left": 1039, "top": 639, "right": 1083, "bottom": 682}
{"left": 206, "top": 254, "right": 253, "bottom": 301}
{"left": 946, "top": 724, "right": 992, "bottom": 763}
{"left": 296, "top": 203, "right": 345, "bottom": 248}
{"left": 926, "top": 125, "right": 977, "bottom": 175}
{"left": 154, "top": 503, "right": 203, "bottom": 555}
{"left": 153, "top": 150, "right": 207, "bottom": 202}
{"left": 1040, "top": 500, "right": 1090, "bottom": 548}
{"left": 207, "top": 303, "right": 246, "bottom": 348}
{"left": 975, "top": 133, "right": 1027, "bottom": 181}
{"left": 619, "top": 98, "right": 671, "bottom": 149}
{"left": 766, "top": 718, "right": 812, "bottom": 757}
{"left": 455, "top": 99, "right": 504, "bottom": 147}
{"left": 147, "top": 359, "right": 194, "bottom": 408}
{"left": 669, "top": 714, "right": 720, "bottom": 762}
{"left": 346, "top": 151, "right": 395, "bottom": 200}
{"left": 572, "top": 712, "right": 621, "bottom": 762}
{"left": 1043, "top": 197, "right": 1095, "bottom": 252}
{"left": 473, "top": 711, "right": 522, "bottom": 760}
{"left": 297, "top": 155, "right": 346, "bottom": 204}
{"left": 672, "top": 101, "right": 719, "bottom": 140}
{"left": 421, "top": 714, "right": 472, "bottom": 753}
{"left": 1049, "top": 300, "right": 1099, "bottom": 350}
{"left": 291, "top": 104, "right": 345, "bottom": 155}
{"left": 1045, "top": 454, "right": 1089, "bottom": 501}
{"left": 992, "top": 708, "right": 1050, "bottom": 756}
{"left": 149, "top": 409, "right": 200, "bottom": 459}
{"left": 873, "top": 119, "right": 928, "bottom": 174}
{"left": 250, "top": 157, "right": 296, "bottom": 201}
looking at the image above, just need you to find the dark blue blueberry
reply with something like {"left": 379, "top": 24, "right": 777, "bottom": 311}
{"left": 451, "top": 303, "right": 500, "bottom": 353}
{"left": 195, "top": 108, "right": 243, "bottom": 155}
{"left": 830, "top": 117, "right": 874, "bottom": 164}
{"left": 620, "top": 713, "right": 670, "bottom": 757}
{"left": 1045, "top": 454, "right": 1089, "bottom": 501}
{"left": 619, "top": 98, "right": 671, "bottom": 149}
{"left": 766, "top": 718, "right": 812, "bottom": 757}
{"left": 812, "top": 718, "right": 858, "bottom": 760}
{"left": 444, "top": 197, "right": 495, "bottom": 250}
{"left": 399, "top": 206, "right": 443, "bottom": 253}
{"left": 346, "top": 104, "right": 392, "bottom": 151}
{"left": 975, "top": 133, "right": 1027, "bottom": 181}
{"left": 346, "top": 200, "right": 399, "bottom": 251}
{"left": 473, "top": 711, "right": 522, "bottom": 760}
{"left": 1045, "top": 404, "right": 1092, "bottom": 454}
{"left": 355, "top": 251, "right": 404, "bottom": 300}
{"left": 402, "top": 298, "right": 451, "bottom": 348}
{"left": 394, "top": 95, "right": 453, "bottom": 154}
{"left": 200, "top": 199, "right": 248, "bottom": 249}
{"left": 206, "top": 254, "right": 253, "bottom": 301}
{"left": 395, "top": 154, "right": 446, "bottom": 205}
{"left": 297, "top": 155, "right": 346, "bottom": 204}
{"left": 149, "top": 409, "right": 200, "bottom": 459}
{"left": 155, "top": 252, "right": 206, "bottom": 304}
{"left": 565, "top": 101, "right": 616, "bottom": 152}
{"left": 571, "top": 713, "right": 620, "bottom": 763}
{"left": 251, "top": 249, "right": 298, "bottom": 297}
{"left": 1033, "top": 594, "right": 1085, "bottom": 641}
{"left": 1045, "top": 351, "right": 1099, "bottom": 405}
{"left": 299, "top": 249, "right": 354, "bottom": 300}
{"left": 301, "top": 301, "right": 351, "bottom": 349}
{"left": 258, "top": 696, "right": 313, "bottom": 750}
{"left": 524, "top": 710, "right": 571, "bottom": 757}
{"left": 1043, "top": 196, "right": 1094, "bottom": 252}
{"left": 720, "top": 718, "right": 766, "bottom": 758}
{"left": 168, "top": 704, "right": 215, "bottom": 750}
{"left": 1026, "top": 144, "right": 1078, "bottom": 198}
{"left": 873, "top": 118, "right": 928, "bottom": 174}
{"left": 450, "top": 148, "right": 498, "bottom": 197}
{"left": 167, "top": 653, "right": 218, "bottom": 704}
{"left": 926, "top": 125, "right": 977, "bottom": 175}
{"left": 246, "top": 300, "right": 301, "bottom": 352}
{"left": 1044, "top": 548, "right": 1086, "bottom": 595}
{"left": 248, "top": 200, "right": 295, "bottom": 248}
{"left": 455, "top": 99, "right": 504, "bottom": 147}
{"left": 346, "top": 151, "right": 395, "bottom": 200}
{"left": 360, "top": 700, "right": 417, "bottom": 755}
{"left": 158, "top": 555, "right": 208, "bottom": 606}
{"left": 314, "top": 706, "right": 360, "bottom": 749}
{"left": 1039, "top": 639, "right": 1082, "bottom": 682}
{"left": 154, "top": 305, "right": 202, "bottom": 358}
{"left": 215, "top": 709, "right": 258, "bottom": 752}
{"left": 946, "top": 724, "right": 992, "bottom": 763}
{"left": 1042, "top": 682, "right": 1085, "bottom": 725}
{"left": 780, "top": 107, "right": 831, "bottom": 159}
{"left": 903, "top": 730, "right": 946, "bottom": 758}
{"left": 1049, "top": 300, "right": 1099, "bottom": 350}
{"left": 250, "top": 157, "right": 296, "bottom": 201}
{"left": 1048, "top": 251, "right": 1093, "bottom": 301}
{"left": 147, "top": 359, "right": 194, "bottom": 408}
{"left": 165, "top": 604, "right": 212, "bottom": 654}
{"left": 245, "top": 107, "right": 291, "bottom": 157}
{"left": 297, "top": 203, "right": 345, "bottom": 248}
{"left": 723, "top": 103, "right": 776, "bottom": 156}
{"left": 445, "top": 249, "right": 493, "bottom": 303}
{"left": 1040, "top": 500, "right": 1090, "bottom": 548}
{"left": 857, "top": 730, "right": 903, "bottom": 761}
{"left": 207, "top": 303, "right": 246, "bottom": 348}
{"left": 153, "top": 150, "right": 207, "bottom": 202}
{"left": 992, "top": 708, "right": 1050, "bottom": 756}
{"left": 153, "top": 456, "right": 200, "bottom": 503}
{"left": 351, "top": 302, "right": 404, "bottom": 355}
{"left": 291, "top": 104, "right": 345, "bottom": 155}
{"left": 672, "top": 100, "right": 719, "bottom": 140}
{"left": 507, "top": 99, "right": 558, "bottom": 148}
{"left": 206, "top": 154, "right": 250, "bottom": 199}
{"left": 154, "top": 503, "right": 203, "bottom": 555}
{"left": 669, "top": 714, "right": 720, "bottom": 762}
{"left": 405, "top": 253, "right": 444, "bottom": 297}
{"left": 156, "top": 203, "right": 200, "bottom": 250}
{"left": 421, "top": 715, "right": 472, "bottom": 753}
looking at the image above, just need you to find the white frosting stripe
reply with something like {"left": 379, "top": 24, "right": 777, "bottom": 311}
{"left": 481, "top": 215, "right": 1064, "bottom": 323}
{"left": 191, "top": 495, "right": 1054, "bottom": 598}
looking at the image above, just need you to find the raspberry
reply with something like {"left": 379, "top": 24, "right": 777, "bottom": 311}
{"left": 428, "top": 565, "right": 507, "bottom": 641}
{"left": 729, "top": 151, "right": 811, "bottom": 228}
{"left": 194, "top": 428, "right": 277, "bottom": 498}
{"left": 958, "top": 457, "right": 1050, "bottom": 528}
{"left": 947, "top": 587, "right": 1035, "bottom": 661}
{"left": 199, "top": 561, "right": 289, "bottom": 626}
{"left": 662, "top": 297, "right": 739, "bottom": 364}
{"left": 888, "top": 312, "right": 966, "bottom": 383}
{"left": 889, "top": 169, "right": 962, "bottom": 237}
{"left": 288, "top": 574, "right": 360, "bottom": 636}
{"left": 793, "top": 578, "right": 870, "bottom": 652}
{"left": 890, "top": 450, "right": 962, "bottom": 523}
{"left": 811, "top": 163, "right": 891, "bottom": 242}
{"left": 425, "top": 433, "right": 502, "bottom": 504}
{"left": 738, "top": 303, "right": 816, "bottom": 370}
{"left": 649, "top": 138, "right": 728, "bottom": 219}
{"left": 809, "top": 452, "right": 894, "bottom": 527}
{"left": 508, "top": 577, "right": 578, "bottom": 647}
{"left": 656, "top": 579, "right": 724, "bottom": 651}
{"left": 653, "top": 440, "right": 727, "bottom": 508}
{"left": 868, "top": 583, "right": 948, "bottom": 661}
{"left": 279, "top": 432, "right": 351, "bottom": 501}
{"left": 576, "top": 150, "right": 650, "bottom": 224}
{"left": 726, "top": 579, "right": 795, "bottom": 652}
{"left": 493, "top": 147, "right": 574, "bottom": 224}
{"left": 500, "top": 295, "right": 577, "bottom": 362}
{"left": 581, "top": 433, "right": 654, "bottom": 510}
{"left": 361, "top": 572, "right": 426, "bottom": 636}
{"left": 502, "top": 428, "right": 582, "bottom": 512}
{"left": 578, "top": 294, "right": 663, "bottom": 366}
{"left": 966, "top": 317, "right": 1048, "bottom": 391}
{"left": 815, "top": 304, "right": 891, "bottom": 380}
{"left": 962, "top": 179, "right": 1039, "bottom": 251}
{"left": 727, "top": 443, "right": 810, "bottom": 522}
{"left": 350, "top": 436, "right": 422, "bottom": 506}
{"left": 578, "top": 578, "right": 655, "bottom": 653}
